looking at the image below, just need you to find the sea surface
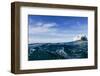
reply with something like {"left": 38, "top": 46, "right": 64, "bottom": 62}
{"left": 28, "top": 40, "right": 88, "bottom": 61}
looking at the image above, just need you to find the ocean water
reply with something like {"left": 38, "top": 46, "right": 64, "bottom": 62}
{"left": 28, "top": 40, "right": 88, "bottom": 61}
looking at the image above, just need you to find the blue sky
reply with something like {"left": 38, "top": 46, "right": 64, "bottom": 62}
{"left": 28, "top": 15, "right": 88, "bottom": 43}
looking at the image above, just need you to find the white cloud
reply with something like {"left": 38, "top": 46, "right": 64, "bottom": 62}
{"left": 29, "top": 37, "right": 71, "bottom": 43}
{"left": 36, "top": 22, "right": 43, "bottom": 26}
{"left": 43, "top": 23, "right": 57, "bottom": 28}
{"left": 29, "top": 22, "right": 57, "bottom": 34}
{"left": 29, "top": 22, "right": 65, "bottom": 43}
{"left": 29, "top": 21, "right": 86, "bottom": 43}
{"left": 32, "top": 27, "right": 48, "bottom": 33}
{"left": 29, "top": 31, "right": 75, "bottom": 43}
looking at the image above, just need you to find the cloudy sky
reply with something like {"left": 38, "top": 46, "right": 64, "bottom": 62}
{"left": 28, "top": 15, "right": 88, "bottom": 44}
